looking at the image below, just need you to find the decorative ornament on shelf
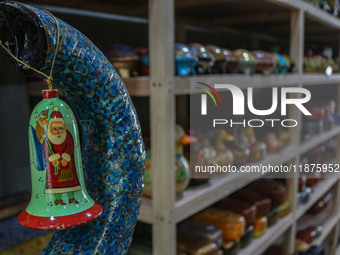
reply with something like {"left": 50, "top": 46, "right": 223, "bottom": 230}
{"left": 175, "top": 43, "right": 198, "bottom": 76}
{"left": 143, "top": 125, "right": 194, "bottom": 197}
{"left": 0, "top": 2, "right": 145, "bottom": 254}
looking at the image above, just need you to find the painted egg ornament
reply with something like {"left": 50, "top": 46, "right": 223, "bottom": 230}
{"left": 20, "top": 89, "right": 102, "bottom": 230}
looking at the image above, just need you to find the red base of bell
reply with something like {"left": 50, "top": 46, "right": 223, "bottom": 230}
{"left": 18, "top": 202, "right": 103, "bottom": 230}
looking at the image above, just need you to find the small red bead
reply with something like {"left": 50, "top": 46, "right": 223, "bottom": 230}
{"left": 43, "top": 89, "right": 59, "bottom": 99}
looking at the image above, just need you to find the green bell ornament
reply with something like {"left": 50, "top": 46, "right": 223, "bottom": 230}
{"left": 19, "top": 89, "right": 102, "bottom": 230}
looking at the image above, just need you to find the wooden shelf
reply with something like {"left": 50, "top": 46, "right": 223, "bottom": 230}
{"left": 302, "top": 74, "right": 340, "bottom": 86}
{"left": 296, "top": 177, "right": 338, "bottom": 219}
{"left": 138, "top": 197, "right": 153, "bottom": 224}
{"left": 300, "top": 126, "right": 340, "bottom": 155}
{"left": 139, "top": 127, "right": 340, "bottom": 224}
{"left": 27, "top": 74, "right": 340, "bottom": 97}
{"left": 298, "top": 205, "right": 338, "bottom": 247}
{"left": 267, "top": 0, "right": 340, "bottom": 29}
{"left": 118, "top": 73, "right": 340, "bottom": 96}
{"left": 239, "top": 214, "right": 294, "bottom": 255}
{"left": 30, "top": 0, "right": 340, "bottom": 31}
{"left": 174, "top": 145, "right": 297, "bottom": 223}
{"left": 138, "top": 145, "right": 297, "bottom": 224}
{"left": 336, "top": 244, "right": 340, "bottom": 255}
{"left": 139, "top": 124, "right": 340, "bottom": 224}
{"left": 313, "top": 215, "right": 338, "bottom": 246}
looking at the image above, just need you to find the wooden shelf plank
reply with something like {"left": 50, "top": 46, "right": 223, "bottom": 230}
{"left": 296, "top": 177, "right": 338, "bottom": 219}
{"left": 138, "top": 197, "right": 153, "bottom": 224}
{"left": 127, "top": 73, "right": 340, "bottom": 95}
{"left": 336, "top": 244, "right": 340, "bottom": 255}
{"left": 174, "top": 145, "right": 297, "bottom": 223}
{"left": 267, "top": 0, "right": 340, "bottom": 29}
{"left": 302, "top": 74, "right": 340, "bottom": 86}
{"left": 29, "top": 0, "right": 340, "bottom": 31}
{"left": 313, "top": 215, "right": 338, "bottom": 246}
{"left": 300, "top": 126, "right": 340, "bottom": 155}
{"left": 27, "top": 74, "right": 340, "bottom": 97}
{"left": 297, "top": 205, "right": 338, "bottom": 247}
{"left": 138, "top": 146, "right": 296, "bottom": 224}
{"left": 175, "top": 73, "right": 301, "bottom": 94}
{"left": 139, "top": 126, "right": 340, "bottom": 224}
{"left": 239, "top": 214, "right": 294, "bottom": 255}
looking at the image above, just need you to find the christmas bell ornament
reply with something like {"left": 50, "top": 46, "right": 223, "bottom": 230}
{"left": 19, "top": 89, "right": 102, "bottom": 230}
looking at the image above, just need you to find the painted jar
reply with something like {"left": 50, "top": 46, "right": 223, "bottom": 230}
{"left": 192, "top": 208, "right": 246, "bottom": 241}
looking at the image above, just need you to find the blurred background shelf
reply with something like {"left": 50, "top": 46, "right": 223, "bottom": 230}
{"left": 239, "top": 214, "right": 294, "bottom": 255}
{"left": 296, "top": 177, "right": 338, "bottom": 219}
{"left": 28, "top": 74, "right": 340, "bottom": 97}
{"left": 300, "top": 126, "right": 340, "bottom": 154}
{"left": 138, "top": 145, "right": 297, "bottom": 224}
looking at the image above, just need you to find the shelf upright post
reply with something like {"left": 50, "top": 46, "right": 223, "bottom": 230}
{"left": 330, "top": 178, "right": 340, "bottom": 254}
{"left": 290, "top": 9, "right": 304, "bottom": 76}
{"left": 283, "top": 9, "right": 305, "bottom": 255}
{"left": 330, "top": 84, "right": 340, "bottom": 254}
{"left": 329, "top": 37, "right": 340, "bottom": 255}
{"left": 288, "top": 8, "right": 304, "bottom": 144}
{"left": 149, "top": 0, "right": 176, "bottom": 254}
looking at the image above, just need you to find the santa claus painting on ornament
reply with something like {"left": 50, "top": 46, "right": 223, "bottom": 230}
{"left": 33, "top": 106, "right": 81, "bottom": 206}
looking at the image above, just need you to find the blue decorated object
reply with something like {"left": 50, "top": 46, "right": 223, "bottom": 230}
{"left": 0, "top": 2, "right": 145, "bottom": 254}
{"left": 175, "top": 43, "right": 198, "bottom": 76}
{"left": 272, "top": 52, "right": 290, "bottom": 73}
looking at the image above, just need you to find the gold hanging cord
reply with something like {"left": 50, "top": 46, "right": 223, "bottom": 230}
{"left": 0, "top": 10, "right": 60, "bottom": 90}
